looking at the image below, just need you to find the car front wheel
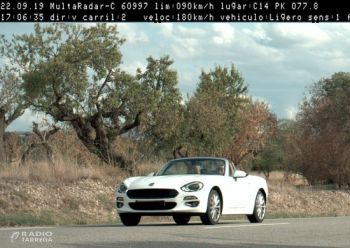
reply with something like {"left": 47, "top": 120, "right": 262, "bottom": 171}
{"left": 247, "top": 190, "right": 266, "bottom": 223}
{"left": 119, "top": 213, "right": 141, "bottom": 226}
{"left": 200, "top": 189, "right": 221, "bottom": 225}
{"left": 173, "top": 214, "right": 191, "bottom": 225}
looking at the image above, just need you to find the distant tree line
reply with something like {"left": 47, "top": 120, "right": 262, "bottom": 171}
{"left": 283, "top": 73, "right": 350, "bottom": 187}
{"left": 0, "top": 24, "right": 349, "bottom": 186}
{"left": 253, "top": 73, "right": 350, "bottom": 187}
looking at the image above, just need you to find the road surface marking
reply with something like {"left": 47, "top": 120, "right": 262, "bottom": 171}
{"left": 204, "top": 223, "right": 290, "bottom": 229}
{"left": 0, "top": 226, "right": 54, "bottom": 231}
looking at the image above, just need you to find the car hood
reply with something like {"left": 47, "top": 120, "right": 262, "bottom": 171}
{"left": 126, "top": 175, "right": 206, "bottom": 190}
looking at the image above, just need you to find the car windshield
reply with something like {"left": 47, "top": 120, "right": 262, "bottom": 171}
{"left": 157, "top": 158, "right": 226, "bottom": 176}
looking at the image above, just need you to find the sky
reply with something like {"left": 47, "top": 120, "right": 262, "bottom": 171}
{"left": 2, "top": 22, "right": 350, "bottom": 132}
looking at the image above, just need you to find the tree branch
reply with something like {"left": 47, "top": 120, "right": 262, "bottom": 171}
{"left": 5, "top": 103, "right": 29, "bottom": 126}
{"left": 44, "top": 124, "right": 61, "bottom": 141}
{"left": 118, "top": 111, "right": 142, "bottom": 135}
{"left": 96, "top": 71, "right": 112, "bottom": 100}
{"left": 32, "top": 122, "right": 44, "bottom": 141}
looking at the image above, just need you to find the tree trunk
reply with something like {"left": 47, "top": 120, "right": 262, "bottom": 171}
{"left": 20, "top": 143, "right": 55, "bottom": 166}
{"left": 0, "top": 112, "right": 7, "bottom": 164}
{"left": 20, "top": 143, "right": 36, "bottom": 166}
{"left": 70, "top": 118, "right": 138, "bottom": 175}
{"left": 173, "top": 146, "right": 188, "bottom": 159}
{"left": 94, "top": 142, "right": 138, "bottom": 175}
{"left": 19, "top": 121, "right": 60, "bottom": 166}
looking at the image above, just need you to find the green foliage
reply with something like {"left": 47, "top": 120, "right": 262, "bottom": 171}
{"left": 15, "top": 24, "right": 126, "bottom": 121}
{"left": 284, "top": 72, "right": 350, "bottom": 186}
{"left": 252, "top": 118, "right": 298, "bottom": 180}
{"left": 253, "top": 136, "right": 283, "bottom": 180}
{"left": 1, "top": 24, "right": 184, "bottom": 169}
{"left": 196, "top": 64, "right": 248, "bottom": 132}
{"left": 1, "top": 24, "right": 276, "bottom": 171}
{"left": 0, "top": 66, "right": 30, "bottom": 163}
{"left": 174, "top": 64, "right": 250, "bottom": 157}
{"left": 137, "top": 55, "right": 183, "bottom": 131}
{"left": 318, "top": 72, "right": 350, "bottom": 131}
{"left": 196, "top": 63, "right": 247, "bottom": 98}
{"left": 139, "top": 61, "right": 275, "bottom": 163}
{"left": 184, "top": 93, "right": 228, "bottom": 156}
{"left": 136, "top": 55, "right": 185, "bottom": 158}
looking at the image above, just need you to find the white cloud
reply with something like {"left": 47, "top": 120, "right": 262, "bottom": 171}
{"left": 243, "top": 24, "right": 272, "bottom": 41}
{"left": 177, "top": 25, "right": 208, "bottom": 37}
{"left": 121, "top": 61, "right": 146, "bottom": 75}
{"left": 157, "top": 24, "right": 209, "bottom": 59}
{"left": 117, "top": 24, "right": 149, "bottom": 43}
{"left": 286, "top": 106, "right": 298, "bottom": 119}
{"left": 273, "top": 24, "right": 331, "bottom": 48}
{"left": 159, "top": 23, "right": 174, "bottom": 38}
{"left": 211, "top": 23, "right": 235, "bottom": 45}
{"left": 311, "top": 48, "right": 345, "bottom": 60}
{"left": 232, "top": 32, "right": 283, "bottom": 64}
{"left": 171, "top": 38, "right": 199, "bottom": 58}
{"left": 159, "top": 24, "right": 208, "bottom": 40}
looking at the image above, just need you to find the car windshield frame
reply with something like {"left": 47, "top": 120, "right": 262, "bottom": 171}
{"left": 156, "top": 158, "right": 228, "bottom": 176}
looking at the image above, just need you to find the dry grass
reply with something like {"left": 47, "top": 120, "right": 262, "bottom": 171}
{"left": 1, "top": 129, "right": 169, "bottom": 184}
{"left": 251, "top": 171, "right": 308, "bottom": 188}
{"left": 1, "top": 149, "right": 350, "bottom": 227}
{"left": 137, "top": 160, "right": 164, "bottom": 176}
{"left": 0, "top": 153, "right": 165, "bottom": 185}
{"left": 0, "top": 161, "right": 103, "bottom": 183}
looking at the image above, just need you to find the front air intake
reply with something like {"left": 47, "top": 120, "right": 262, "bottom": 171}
{"left": 127, "top": 189, "right": 178, "bottom": 199}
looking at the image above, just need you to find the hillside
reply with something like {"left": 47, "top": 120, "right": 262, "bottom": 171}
{"left": 1, "top": 171, "right": 349, "bottom": 226}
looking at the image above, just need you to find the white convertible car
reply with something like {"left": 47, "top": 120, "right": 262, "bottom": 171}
{"left": 115, "top": 157, "right": 268, "bottom": 226}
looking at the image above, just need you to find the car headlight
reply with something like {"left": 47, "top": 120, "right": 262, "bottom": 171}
{"left": 118, "top": 182, "right": 128, "bottom": 193}
{"left": 181, "top": 182, "right": 204, "bottom": 192}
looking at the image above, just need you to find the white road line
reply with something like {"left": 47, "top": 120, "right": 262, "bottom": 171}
{"left": 204, "top": 223, "right": 290, "bottom": 229}
{"left": 0, "top": 226, "right": 55, "bottom": 231}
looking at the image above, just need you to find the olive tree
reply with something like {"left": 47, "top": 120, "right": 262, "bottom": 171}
{"left": 0, "top": 23, "right": 180, "bottom": 170}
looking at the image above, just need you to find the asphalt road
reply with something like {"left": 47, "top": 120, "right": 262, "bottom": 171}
{"left": 1, "top": 217, "right": 350, "bottom": 248}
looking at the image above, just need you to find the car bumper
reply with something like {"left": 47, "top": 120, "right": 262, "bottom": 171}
{"left": 116, "top": 189, "right": 208, "bottom": 215}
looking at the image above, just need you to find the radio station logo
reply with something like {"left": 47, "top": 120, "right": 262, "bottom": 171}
{"left": 10, "top": 231, "right": 53, "bottom": 243}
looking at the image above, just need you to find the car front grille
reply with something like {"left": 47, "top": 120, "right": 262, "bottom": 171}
{"left": 127, "top": 189, "right": 178, "bottom": 199}
{"left": 129, "top": 201, "right": 177, "bottom": 210}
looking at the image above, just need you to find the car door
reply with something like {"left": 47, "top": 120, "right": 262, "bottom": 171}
{"left": 221, "top": 172, "right": 253, "bottom": 214}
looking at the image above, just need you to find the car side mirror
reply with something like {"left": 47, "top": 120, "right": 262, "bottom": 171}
{"left": 233, "top": 170, "right": 247, "bottom": 178}
{"left": 147, "top": 172, "right": 155, "bottom": 177}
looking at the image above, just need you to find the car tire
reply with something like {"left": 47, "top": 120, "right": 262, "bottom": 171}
{"left": 119, "top": 213, "right": 141, "bottom": 226}
{"left": 247, "top": 190, "right": 266, "bottom": 223}
{"left": 173, "top": 214, "right": 191, "bottom": 225}
{"left": 200, "top": 189, "right": 221, "bottom": 225}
